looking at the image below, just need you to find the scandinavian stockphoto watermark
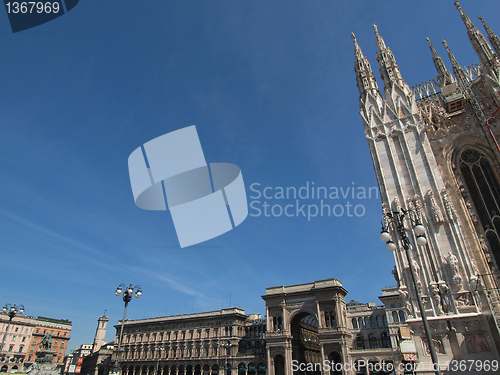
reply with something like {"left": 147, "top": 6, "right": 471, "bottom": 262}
{"left": 249, "top": 181, "right": 379, "bottom": 221}
{"left": 291, "top": 359, "right": 500, "bottom": 373}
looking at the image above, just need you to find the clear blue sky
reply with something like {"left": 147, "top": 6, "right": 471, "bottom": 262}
{"left": 0, "top": 0, "right": 498, "bottom": 350}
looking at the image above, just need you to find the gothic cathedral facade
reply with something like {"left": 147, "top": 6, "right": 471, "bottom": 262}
{"left": 354, "top": 0, "right": 500, "bottom": 369}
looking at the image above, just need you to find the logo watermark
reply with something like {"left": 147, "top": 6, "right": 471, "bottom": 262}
{"left": 128, "top": 126, "right": 248, "bottom": 248}
{"left": 3, "top": 0, "right": 80, "bottom": 33}
{"left": 249, "top": 181, "right": 379, "bottom": 221}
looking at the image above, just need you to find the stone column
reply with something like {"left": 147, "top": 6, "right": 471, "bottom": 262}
{"left": 319, "top": 343, "right": 326, "bottom": 375}
{"left": 340, "top": 341, "right": 350, "bottom": 375}
{"left": 315, "top": 302, "right": 322, "bottom": 329}
{"left": 284, "top": 341, "right": 292, "bottom": 375}
{"left": 266, "top": 347, "right": 273, "bottom": 375}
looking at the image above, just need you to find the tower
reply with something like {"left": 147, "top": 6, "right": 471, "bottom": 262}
{"left": 92, "top": 314, "right": 109, "bottom": 354}
{"left": 353, "top": 1, "right": 500, "bottom": 367}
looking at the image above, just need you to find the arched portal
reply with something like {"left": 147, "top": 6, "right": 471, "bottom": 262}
{"left": 290, "top": 312, "right": 320, "bottom": 375}
{"left": 327, "top": 352, "right": 342, "bottom": 375}
{"left": 263, "top": 279, "right": 349, "bottom": 375}
{"left": 274, "top": 355, "right": 285, "bottom": 375}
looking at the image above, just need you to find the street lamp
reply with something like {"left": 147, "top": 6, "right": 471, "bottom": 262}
{"left": 1, "top": 304, "right": 25, "bottom": 354}
{"left": 154, "top": 347, "right": 164, "bottom": 375}
{"left": 380, "top": 206, "right": 441, "bottom": 375}
{"left": 221, "top": 341, "right": 231, "bottom": 375}
{"left": 113, "top": 284, "right": 142, "bottom": 374}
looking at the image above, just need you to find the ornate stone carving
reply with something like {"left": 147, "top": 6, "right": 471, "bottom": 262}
{"left": 426, "top": 190, "right": 444, "bottom": 224}
{"left": 408, "top": 259, "right": 422, "bottom": 291}
{"left": 455, "top": 292, "right": 473, "bottom": 308}
{"left": 429, "top": 282, "right": 443, "bottom": 315}
{"left": 466, "top": 200, "right": 478, "bottom": 224}
{"left": 441, "top": 189, "right": 457, "bottom": 220}
{"left": 392, "top": 197, "right": 401, "bottom": 213}
{"left": 479, "top": 235, "right": 493, "bottom": 263}
{"left": 422, "top": 295, "right": 432, "bottom": 310}
{"left": 422, "top": 336, "right": 445, "bottom": 355}
{"left": 398, "top": 287, "right": 414, "bottom": 318}
{"left": 438, "top": 280, "right": 451, "bottom": 314}
{"left": 446, "top": 252, "right": 462, "bottom": 289}
{"left": 469, "top": 276, "right": 482, "bottom": 310}
{"left": 413, "top": 194, "right": 424, "bottom": 221}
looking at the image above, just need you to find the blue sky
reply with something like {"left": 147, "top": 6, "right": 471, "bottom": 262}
{"left": 0, "top": 0, "right": 498, "bottom": 349}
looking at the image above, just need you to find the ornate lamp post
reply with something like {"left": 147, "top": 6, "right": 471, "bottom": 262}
{"left": 380, "top": 206, "right": 441, "bottom": 375}
{"left": 113, "top": 284, "right": 142, "bottom": 374}
{"left": 154, "top": 346, "right": 164, "bottom": 375}
{"left": 1, "top": 304, "right": 25, "bottom": 353}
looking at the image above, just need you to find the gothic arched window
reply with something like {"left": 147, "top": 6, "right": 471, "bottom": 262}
{"left": 392, "top": 311, "right": 399, "bottom": 323}
{"left": 399, "top": 310, "right": 406, "bottom": 323}
{"left": 459, "top": 149, "right": 500, "bottom": 267}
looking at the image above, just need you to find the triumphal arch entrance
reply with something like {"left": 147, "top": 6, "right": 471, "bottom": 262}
{"left": 262, "top": 279, "right": 351, "bottom": 375}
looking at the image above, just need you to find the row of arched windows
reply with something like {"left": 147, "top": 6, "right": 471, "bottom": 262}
{"left": 272, "top": 316, "right": 283, "bottom": 332}
{"left": 351, "top": 315, "right": 387, "bottom": 329}
{"left": 355, "top": 332, "right": 391, "bottom": 349}
{"left": 392, "top": 310, "right": 406, "bottom": 323}
{"left": 125, "top": 326, "right": 237, "bottom": 344}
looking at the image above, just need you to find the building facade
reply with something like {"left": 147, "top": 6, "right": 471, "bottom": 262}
{"left": 262, "top": 278, "right": 415, "bottom": 375}
{"left": 262, "top": 279, "right": 350, "bottom": 375}
{"left": 353, "top": 0, "right": 500, "bottom": 371}
{"left": 0, "top": 314, "right": 34, "bottom": 373}
{"left": 25, "top": 317, "right": 73, "bottom": 371}
{"left": 113, "top": 308, "right": 266, "bottom": 375}
{"left": 0, "top": 313, "right": 71, "bottom": 373}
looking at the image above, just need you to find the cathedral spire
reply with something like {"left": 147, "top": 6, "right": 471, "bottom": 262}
{"left": 442, "top": 40, "right": 469, "bottom": 97}
{"left": 372, "top": 24, "right": 407, "bottom": 91}
{"left": 373, "top": 24, "right": 386, "bottom": 51}
{"left": 352, "top": 32, "right": 380, "bottom": 100}
{"left": 454, "top": 1, "right": 497, "bottom": 71}
{"left": 443, "top": 39, "right": 487, "bottom": 123}
{"left": 427, "top": 37, "right": 454, "bottom": 87}
{"left": 479, "top": 16, "right": 500, "bottom": 56}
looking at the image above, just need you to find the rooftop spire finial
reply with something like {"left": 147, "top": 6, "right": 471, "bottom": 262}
{"left": 454, "top": 1, "right": 497, "bottom": 68}
{"left": 455, "top": 0, "right": 475, "bottom": 31}
{"left": 427, "top": 37, "right": 437, "bottom": 56}
{"left": 427, "top": 37, "right": 453, "bottom": 86}
{"left": 478, "top": 15, "right": 500, "bottom": 56}
{"left": 372, "top": 23, "right": 386, "bottom": 50}
{"left": 352, "top": 32, "right": 380, "bottom": 100}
